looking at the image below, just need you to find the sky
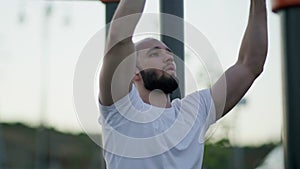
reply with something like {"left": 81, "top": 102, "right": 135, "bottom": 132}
{"left": 0, "top": 0, "right": 283, "bottom": 146}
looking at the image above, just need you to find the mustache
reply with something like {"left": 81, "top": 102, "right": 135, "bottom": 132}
{"left": 162, "top": 64, "right": 175, "bottom": 71}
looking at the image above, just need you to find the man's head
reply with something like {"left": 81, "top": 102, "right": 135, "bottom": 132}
{"left": 134, "top": 38, "right": 178, "bottom": 94}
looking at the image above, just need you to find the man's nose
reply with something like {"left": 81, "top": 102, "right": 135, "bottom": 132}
{"left": 164, "top": 53, "right": 174, "bottom": 63}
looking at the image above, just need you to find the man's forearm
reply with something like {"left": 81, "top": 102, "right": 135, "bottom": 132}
{"left": 238, "top": 0, "right": 268, "bottom": 77}
{"left": 99, "top": 0, "right": 146, "bottom": 105}
{"left": 107, "top": 0, "right": 146, "bottom": 48}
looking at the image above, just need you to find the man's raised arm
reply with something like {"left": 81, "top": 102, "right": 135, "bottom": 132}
{"left": 211, "top": 0, "right": 268, "bottom": 119}
{"left": 99, "top": 0, "right": 146, "bottom": 106}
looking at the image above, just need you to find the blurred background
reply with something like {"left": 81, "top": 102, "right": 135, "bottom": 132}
{"left": 0, "top": 0, "right": 283, "bottom": 168}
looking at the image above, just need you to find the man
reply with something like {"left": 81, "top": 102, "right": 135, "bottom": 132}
{"left": 98, "top": 0, "right": 268, "bottom": 168}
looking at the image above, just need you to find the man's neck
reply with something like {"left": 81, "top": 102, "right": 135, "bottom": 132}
{"left": 136, "top": 86, "right": 171, "bottom": 108}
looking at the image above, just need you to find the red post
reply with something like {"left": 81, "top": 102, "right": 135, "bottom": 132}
{"left": 272, "top": 0, "right": 300, "bottom": 12}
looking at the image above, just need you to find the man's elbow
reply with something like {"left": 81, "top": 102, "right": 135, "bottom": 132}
{"left": 253, "top": 66, "right": 264, "bottom": 78}
{"left": 238, "top": 52, "right": 267, "bottom": 78}
{"left": 246, "top": 62, "right": 265, "bottom": 78}
{"left": 238, "top": 59, "right": 265, "bottom": 78}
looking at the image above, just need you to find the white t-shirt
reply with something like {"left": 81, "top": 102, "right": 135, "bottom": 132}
{"left": 99, "top": 85, "right": 216, "bottom": 169}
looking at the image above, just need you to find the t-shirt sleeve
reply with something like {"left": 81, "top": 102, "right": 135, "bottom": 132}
{"left": 181, "top": 89, "right": 216, "bottom": 144}
{"left": 98, "top": 85, "right": 144, "bottom": 128}
{"left": 197, "top": 89, "right": 216, "bottom": 143}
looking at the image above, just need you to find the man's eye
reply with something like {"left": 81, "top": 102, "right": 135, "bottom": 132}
{"left": 150, "top": 53, "right": 159, "bottom": 57}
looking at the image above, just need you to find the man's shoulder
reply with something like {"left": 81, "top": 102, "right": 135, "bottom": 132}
{"left": 171, "top": 89, "right": 213, "bottom": 114}
{"left": 178, "top": 89, "right": 211, "bottom": 102}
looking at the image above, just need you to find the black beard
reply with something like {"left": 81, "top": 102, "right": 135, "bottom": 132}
{"left": 140, "top": 69, "right": 178, "bottom": 94}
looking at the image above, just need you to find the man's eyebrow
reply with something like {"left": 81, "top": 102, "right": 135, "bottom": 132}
{"left": 146, "top": 46, "right": 173, "bottom": 55}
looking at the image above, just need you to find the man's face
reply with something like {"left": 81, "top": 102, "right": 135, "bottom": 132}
{"left": 136, "top": 38, "right": 178, "bottom": 94}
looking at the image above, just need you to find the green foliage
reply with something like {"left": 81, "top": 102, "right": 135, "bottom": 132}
{"left": 202, "top": 138, "right": 279, "bottom": 169}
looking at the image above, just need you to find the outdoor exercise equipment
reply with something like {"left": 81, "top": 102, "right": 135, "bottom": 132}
{"left": 272, "top": 0, "right": 300, "bottom": 168}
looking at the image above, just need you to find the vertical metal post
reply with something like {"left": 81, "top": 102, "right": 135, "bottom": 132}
{"left": 272, "top": 1, "right": 300, "bottom": 168}
{"left": 36, "top": 4, "right": 52, "bottom": 169}
{"left": 280, "top": 8, "right": 300, "bottom": 169}
{"left": 105, "top": 3, "right": 118, "bottom": 27}
{"left": 0, "top": 125, "right": 7, "bottom": 169}
{"left": 160, "top": 0, "right": 185, "bottom": 99}
{"left": 233, "top": 147, "right": 244, "bottom": 169}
